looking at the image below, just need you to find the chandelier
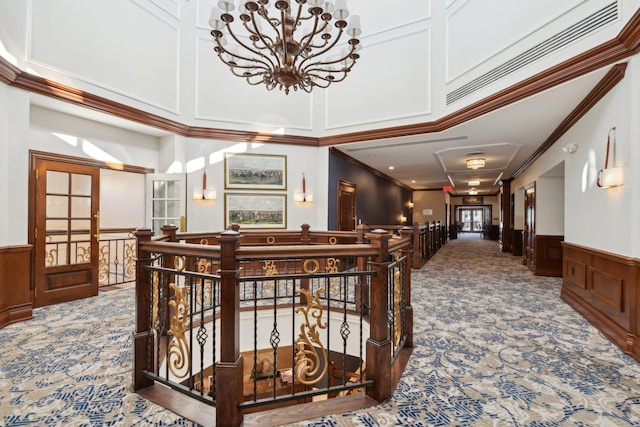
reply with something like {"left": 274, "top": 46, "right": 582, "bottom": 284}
{"left": 466, "top": 158, "right": 486, "bottom": 170}
{"left": 209, "top": 0, "right": 362, "bottom": 94}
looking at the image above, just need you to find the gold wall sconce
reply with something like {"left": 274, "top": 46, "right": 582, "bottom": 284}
{"left": 293, "top": 173, "right": 313, "bottom": 202}
{"left": 193, "top": 171, "right": 216, "bottom": 200}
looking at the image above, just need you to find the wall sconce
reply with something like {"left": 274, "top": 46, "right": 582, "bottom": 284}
{"left": 293, "top": 173, "right": 313, "bottom": 202}
{"left": 408, "top": 201, "right": 414, "bottom": 209}
{"left": 400, "top": 215, "right": 407, "bottom": 223}
{"left": 597, "top": 127, "right": 623, "bottom": 188}
{"left": 193, "top": 171, "right": 216, "bottom": 200}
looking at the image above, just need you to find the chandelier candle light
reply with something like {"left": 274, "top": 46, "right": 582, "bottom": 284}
{"left": 209, "top": 0, "right": 362, "bottom": 94}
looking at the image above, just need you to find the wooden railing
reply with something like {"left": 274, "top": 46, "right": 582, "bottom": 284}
{"left": 133, "top": 224, "right": 414, "bottom": 426}
{"left": 366, "top": 222, "right": 444, "bottom": 269}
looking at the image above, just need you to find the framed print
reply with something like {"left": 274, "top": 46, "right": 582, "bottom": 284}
{"left": 225, "top": 153, "right": 286, "bottom": 190}
{"left": 225, "top": 193, "right": 287, "bottom": 229}
{"left": 462, "top": 196, "right": 484, "bottom": 205}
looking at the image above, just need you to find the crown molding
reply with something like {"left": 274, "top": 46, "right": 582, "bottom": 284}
{"left": 0, "top": 9, "right": 638, "bottom": 149}
{"left": 512, "top": 62, "right": 627, "bottom": 178}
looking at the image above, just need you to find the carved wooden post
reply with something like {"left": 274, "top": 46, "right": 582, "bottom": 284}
{"left": 366, "top": 229, "right": 392, "bottom": 402}
{"left": 301, "top": 223, "right": 310, "bottom": 244}
{"left": 400, "top": 226, "right": 414, "bottom": 349}
{"left": 215, "top": 230, "right": 243, "bottom": 427}
{"left": 161, "top": 224, "right": 178, "bottom": 241}
{"left": 132, "top": 227, "right": 155, "bottom": 391}
{"left": 356, "top": 223, "right": 369, "bottom": 315}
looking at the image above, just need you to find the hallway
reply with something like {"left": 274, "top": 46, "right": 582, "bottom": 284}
{"left": 1, "top": 238, "right": 639, "bottom": 425}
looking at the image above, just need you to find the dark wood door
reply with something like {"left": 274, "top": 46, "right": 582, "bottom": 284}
{"left": 33, "top": 159, "right": 100, "bottom": 307}
{"left": 338, "top": 180, "right": 356, "bottom": 231}
{"left": 524, "top": 187, "right": 536, "bottom": 270}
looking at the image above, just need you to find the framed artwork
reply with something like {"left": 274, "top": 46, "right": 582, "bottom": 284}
{"left": 225, "top": 193, "right": 287, "bottom": 229}
{"left": 225, "top": 153, "right": 286, "bottom": 190}
{"left": 462, "top": 196, "right": 484, "bottom": 205}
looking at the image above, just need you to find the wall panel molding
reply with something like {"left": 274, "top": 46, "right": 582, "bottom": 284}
{"left": 0, "top": 245, "right": 33, "bottom": 329}
{"left": 1, "top": 9, "right": 638, "bottom": 150}
{"left": 561, "top": 242, "right": 639, "bottom": 362}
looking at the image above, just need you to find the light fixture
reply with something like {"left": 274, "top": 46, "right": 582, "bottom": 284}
{"left": 408, "top": 201, "right": 414, "bottom": 209}
{"left": 209, "top": 0, "right": 362, "bottom": 95}
{"left": 468, "top": 179, "right": 480, "bottom": 186}
{"left": 468, "top": 188, "right": 478, "bottom": 196}
{"left": 400, "top": 215, "right": 407, "bottom": 223}
{"left": 193, "top": 171, "right": 217, "bottom": 200}
{"left": 293, "top": 173, "right": 313, "bottom": 202}
{"left": 597, "top": 127, "right": 623, "bottom": 188}
{"left": 466, "top": 158, "right": 485, "bottom": 169}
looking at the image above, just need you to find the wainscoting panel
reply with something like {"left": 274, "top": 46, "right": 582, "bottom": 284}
{"left": 561, "top": 242, "right": 639, "bottom": 361}
{"left": 0, "top": 245, "right": 33, "bottom": 329}
{"left": 533, "top": 235, "right": 563, "bottom": 277}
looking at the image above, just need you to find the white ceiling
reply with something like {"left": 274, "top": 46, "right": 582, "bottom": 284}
{"left": 336, "top": 65, "right": 610, "bottom": 195}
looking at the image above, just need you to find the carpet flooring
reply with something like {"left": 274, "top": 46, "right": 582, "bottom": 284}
{"left": 2, "top": 236, "right": 640, "bottom": 426}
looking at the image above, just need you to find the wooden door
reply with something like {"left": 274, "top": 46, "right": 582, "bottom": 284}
{"left": 524, "top": 186, "right": 536, "bottom": 270}
{"left": 337, "top": 180, "right": 356, "bottom": 231}
{"left": 33, "top": 160, "right": 100, "bottom": 307}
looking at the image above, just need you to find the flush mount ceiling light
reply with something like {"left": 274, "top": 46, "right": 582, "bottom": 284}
{"left": 209, "top": 0, "right": 362, "bottom": 95}
{"left": 468, "top": 179, "right": 480, "bottom": 186}
{"left": 466, "top": 158, "right": 485, "bottom": 169}
{"left": 468, "top": 188, "right": 478, "bottom": 195}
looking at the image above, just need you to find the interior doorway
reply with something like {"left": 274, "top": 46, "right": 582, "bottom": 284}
{"left": 458, "top": 208, "right": 484, "bottom": 232}
{"left": 337, "top": 180, "right": 356, "bottom": 231}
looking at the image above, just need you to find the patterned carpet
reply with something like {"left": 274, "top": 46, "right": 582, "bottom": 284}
{"left": 2, "top": 237, "right": 640, "bottom": 426}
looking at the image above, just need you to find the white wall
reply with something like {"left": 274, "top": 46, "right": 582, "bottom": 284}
{"left": 0, "top": 82, "right": 9, "bottom": 246}
{"left": 184, "top": 140, "right": 329, "bottom": 232}
{"left": 512, "top": 59, "right": 639, "bottom": 257}
{"left": 100, "top": 169, "right": 145, "bottom": 229}
{"left": 535, "top": 176, "right": 565, "bottom": 236}
{"left": 0, "top": 0, "right": 632, "bottom": 137}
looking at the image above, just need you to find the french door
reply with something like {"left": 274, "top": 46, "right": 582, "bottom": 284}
{"left": 145, "top": 173, "right": 186, "bottom": 235}
{"left": 33, "top": 159, "right": 100, "bottom": 307}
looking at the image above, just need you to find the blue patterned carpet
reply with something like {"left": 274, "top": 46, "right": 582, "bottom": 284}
{"left": 2, "top": 237, "right": 640, "bottom": 426}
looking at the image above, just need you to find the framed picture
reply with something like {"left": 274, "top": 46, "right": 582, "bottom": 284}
{"left": 225, "top": 153, "right": 286, "bottom": 190}
{"left": 225, "top": 193, "right": 287, "bottom": 229}
{"left": 462, "top": 196, "right": 484, "bottom": 205}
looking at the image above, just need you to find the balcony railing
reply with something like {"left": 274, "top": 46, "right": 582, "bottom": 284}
{"left": 133, "top": 224, "right": 415, "bottom": 426}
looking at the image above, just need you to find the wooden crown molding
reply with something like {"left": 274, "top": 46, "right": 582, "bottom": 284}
{"left": 0, "top": 9, "right": 639, "bottom": 149}
{"left": 512, "top": 62, "right": 627, "bottom": 178}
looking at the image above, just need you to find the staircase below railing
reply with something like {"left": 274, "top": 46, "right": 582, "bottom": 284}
{"left": 133, "top": 224, "right": 415, "bottom": 426}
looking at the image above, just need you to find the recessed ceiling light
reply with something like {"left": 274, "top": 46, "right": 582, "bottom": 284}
{"left": 411, "top": 180, "right": 416, "bottom": 183}
{"left": 388, "top": 166, "right": 395, "bottom": 170}
{"left": 468, "top": 179, "right": 480, "bottom": 186}
{"left": 469, "top": 188, "right": 478, "bottom": 195}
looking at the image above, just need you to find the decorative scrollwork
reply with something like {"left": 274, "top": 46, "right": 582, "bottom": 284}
{"left": 328, "top": 236, "right": 337, "bottom": 245}
{"left": 266, "top": 236, "right": 276, "bottom": 244}
{"left": 152, "top": 271, "right": 159, "bottom": 327}
{"left": 167, "top": 282, "right": 191, "bottom": 379}
{"left": 393, "top": 270, "right": 402, "bottom": 346}
{"left": 76, "top": 245, "right": 91, "bottom": 264}
{"left": 46, "top": 247, "right": 57, "bottom": 266}
{"left": 174, "top": 256, "right": 186, "bottom": 272}
{"left": 326, "top": 258, "right": 340, "bottom": 273}
{"left": 303, "top": 259, "right": 319, "bottom": 274}
{"left": 98, "top": 244, "right": 109, "bottom": 284}
{"left": 124, "top": 242, "right": 136, "bottom": 278}
{"left": 263, "top": 260, "right": 278, "bottom": 276}
{"left": 294, "top": 288, "right": 327, "bottom": 385}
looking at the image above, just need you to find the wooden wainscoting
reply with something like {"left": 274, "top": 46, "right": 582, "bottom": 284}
{"left": 534, "top": 235, "right": 563, "bottom": 277}
{"left": 0, "top": 245, "right": 33, "bottom": 328}
{"left": 561, "top": 242, "right": 640, "bottom": 362}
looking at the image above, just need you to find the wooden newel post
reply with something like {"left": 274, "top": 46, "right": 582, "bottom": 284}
{"left": 161, "top": 224, "right": 178, "bottom": 241}
{"left": 301, "top": 223, "right": 310, "bottom": 244}
{"left": 215, "top": 230, "right": 243, "bottom": 427}
{"left": 365, "top": 229, "right": 393, "bottom": 403}
{"left": 132, "top": 227, "right": 155, "bottom": 391}
{"left": 400, "top": 226, "right": 414, "bottom": 349}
